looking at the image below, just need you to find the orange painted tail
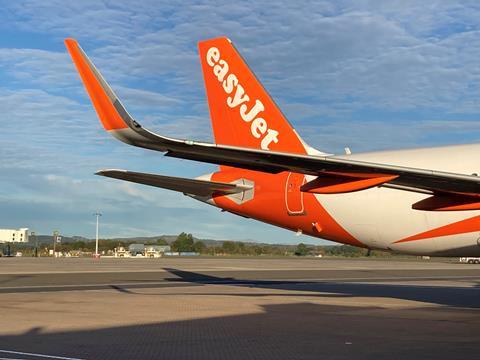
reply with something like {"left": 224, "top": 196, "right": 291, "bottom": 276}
{"left": 198, "top": 37, "right": 307, "bottom": 154}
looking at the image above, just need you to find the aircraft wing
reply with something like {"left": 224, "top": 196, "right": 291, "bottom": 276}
{"left": 65, "top": 38, "right": 480, "bottom": 210}
{"left": 97, "top": 170, "right": 252, "bottom": 197}
{"left": 108, "top": 131, "right": 480, "bottom": 201}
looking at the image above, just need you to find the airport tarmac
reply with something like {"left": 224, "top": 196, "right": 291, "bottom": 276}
{"left": 0, "top": 257, "right": 479, "bottom": 359}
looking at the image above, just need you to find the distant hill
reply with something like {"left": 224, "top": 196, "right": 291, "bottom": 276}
{"left": 31, "top": 234, "right": 240, "bottom": 246}
{"left": 30, "top": 234, "right": 324, "bottom": 251}
{"left": 33, "top": 235, "right": 90, "bottom": 245}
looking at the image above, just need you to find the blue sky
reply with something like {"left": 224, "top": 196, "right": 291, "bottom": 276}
{"left": 1, "top": 1, "right": 480, "bottom": 243}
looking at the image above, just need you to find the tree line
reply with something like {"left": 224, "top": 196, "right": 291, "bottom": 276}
{"left": 2, "top": 232, "right": 399, "bottom": 258}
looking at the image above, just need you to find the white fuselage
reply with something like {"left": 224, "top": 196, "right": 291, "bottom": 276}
{"left": 319, "top": 143, "right": 480, "bottom": 256}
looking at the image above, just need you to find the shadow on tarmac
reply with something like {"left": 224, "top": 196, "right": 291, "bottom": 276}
{"left": 0, "top": 302, "right": 478, "bottom": 360}
{"left": 1, "top": 267, "right": 479, "bottom": 309}
{"left": 160, "top": 268, "right": 480, "bottom": 309}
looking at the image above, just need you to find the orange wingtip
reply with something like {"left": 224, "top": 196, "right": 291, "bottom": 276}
{"left": 65, "top": 38, "right": 128, "bottom": 131}
{"left": 64, "top": 38, "right": 78, "bottom": 47}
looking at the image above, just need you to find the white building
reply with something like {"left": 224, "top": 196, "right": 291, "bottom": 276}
{"left": 0, "top": 228, "right": 29, "bottom": 243}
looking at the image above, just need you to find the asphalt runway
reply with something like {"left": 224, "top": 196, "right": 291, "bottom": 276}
{"left": 0, "top": 257, "right": 479, "bottom": 359}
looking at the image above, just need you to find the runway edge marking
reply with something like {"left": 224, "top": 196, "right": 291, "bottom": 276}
{"left": 0, "top": 349, "right": 85, "bottom": 360}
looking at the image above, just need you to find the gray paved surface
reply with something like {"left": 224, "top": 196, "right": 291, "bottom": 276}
{"left": 0, "top": 257, "right": 479, "bottom": 359}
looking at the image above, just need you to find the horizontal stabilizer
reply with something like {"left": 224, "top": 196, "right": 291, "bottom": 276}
{"left": 96, "top": 169, "right": 252, "bottom": 197}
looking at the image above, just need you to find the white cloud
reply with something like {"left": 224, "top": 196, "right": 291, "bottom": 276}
{"left": 6, "top": 1, "right": 480, "bottom": 114}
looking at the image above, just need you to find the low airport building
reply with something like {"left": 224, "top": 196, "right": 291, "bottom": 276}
{"left": 0, "top": 228, "right": 29, "bottom": 243}
{"left": 115, "top": 244, "right": 172, "bottom": 258}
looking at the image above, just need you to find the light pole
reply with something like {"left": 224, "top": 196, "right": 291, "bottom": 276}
{"left": 53, "top": 230, "right": 59, "bottom": 257}
{"left": 31, "top": 231, "right": 37, "bottom": 257}
{"left": 94, "top": 212, "right": 102, "bottom": 258}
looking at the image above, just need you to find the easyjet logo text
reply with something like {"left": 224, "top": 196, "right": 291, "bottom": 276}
{"left": 206, "top": 47, "right": 279, "bottom": 150}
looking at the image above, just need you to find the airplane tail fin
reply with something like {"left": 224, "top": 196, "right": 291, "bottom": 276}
{"left": 198, "top": 37, "right": 308, "bottom": 154}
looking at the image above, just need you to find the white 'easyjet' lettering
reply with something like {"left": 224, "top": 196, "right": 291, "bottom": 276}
{"left": 206, "top": 46, "right": 279, "bottom": 150}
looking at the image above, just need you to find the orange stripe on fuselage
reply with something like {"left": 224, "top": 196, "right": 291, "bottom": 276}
{"left": 394, "top": 215, "right": 480, "bottom": 244}
{"left": 210, "top": 170, "right": 365, "bottom": 248}
{"left": 65, "top": 38, "right": 127, "bottom": 131}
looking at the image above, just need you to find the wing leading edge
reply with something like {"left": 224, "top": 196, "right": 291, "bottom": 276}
{"left": 65, "top": 38, "right": 480, "bottom": 208}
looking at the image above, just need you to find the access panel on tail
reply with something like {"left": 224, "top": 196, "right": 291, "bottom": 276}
{"left": 198, "top": 37, "right": 307, "bottom": 154}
